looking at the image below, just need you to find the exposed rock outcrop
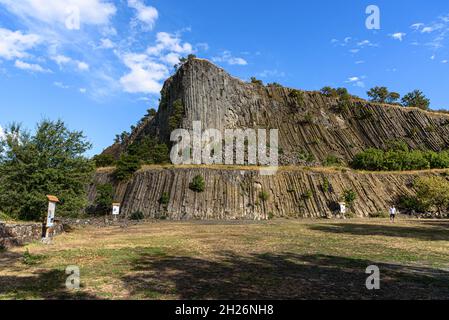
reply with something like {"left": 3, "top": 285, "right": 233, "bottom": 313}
{"left": 88, "top": 166, "right": 444, "bottom": 219}
{"left": 104, "top": 58, "right": 449, "bottom": 165}
{"left": 95, "top": 59, "right": 449, "bottom": 220}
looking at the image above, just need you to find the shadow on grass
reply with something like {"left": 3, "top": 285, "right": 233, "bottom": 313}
{"left": 122, "top": 251, "right": 449, "bottom": 300}
{"left": 0, "top": 269, "right": 99, "bottom": 300}
{"left": 309, "top": 223, "right": 449, "bottom": 241}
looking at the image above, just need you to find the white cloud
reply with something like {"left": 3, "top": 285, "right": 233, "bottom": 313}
{"left": 99, "top": 38, "right": 115, "bottom": 49}
{"left": 212, "top": 51, "right": 248, "bottom": 66}
{"left": 0, "top": 0, "right": 116, "bottom": 27}
{"left": 53, "top": 81, "right": 69, "bottom": 89}
{"left": 391, "top": 32, "right": 406, "bottom": 41}
{"left": 421, "top": 27, "right": 434, "bottom": 33}
{"left": 349, "top": 49, "right": 360, "bottom": 54}
{"left": 51, "top": 54, "right": 89, "bottom": 71}
{"left": 346, "top": 76, "right": 365, "bottom": 88}
{"left": 77, "top": 61, "right": 89, "bottom": 71}
{"left": 162, "top": 52, "right": 182, "bottom": 66}
{"left": 0, "top": 28, "right": 41, "bottom": 60}
{"left": 79, "top": 88, "right": 87, "bottom": 93}
{"left": 355, "top": 60, "right": 365, "bottom": 64}
{"left": 442, "top": 60, "right": 448, "bottom": 64}
{"left": 147, "top": 32, "right": 193, "bottom": 56}
{"left": 51, "top": 54, "right": 71, "bottom": 66}
{"left": 357, "top": 40, "right": 377, "bottom": 47}
{"left": 128, "top": 0, "right": 158, "bottom": 30}
{"left": 257, "top": 69, "right": 286, "bottom": 78}
{"left": 120, "top": 53, "right": 169, "bottom": 94}
{"left": 411, "top": 23, "right": 424, "bottom": 30}
{"left": 14, "top": 59, "right": 51, "bottom": 73}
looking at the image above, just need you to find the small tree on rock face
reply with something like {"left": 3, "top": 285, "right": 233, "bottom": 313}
{"left": 92, "top": 154, "right": 115, "bottom": 168}
{"left": 250, "top": 77, "right": 264, "bottom": 86}
{"left": 343, "top": 189, "right": 357, "bottom": 208}
{"left": 189, "top": 175, "right": 205, "bottom": 193}
{"left": 114, "top": 154, "right": 141, "bottom": 181}
{"left": 402, "top": 90, "right": 430, "bottom": 110}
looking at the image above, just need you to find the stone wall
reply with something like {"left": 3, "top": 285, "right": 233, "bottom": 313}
{"left": 0, "top": 222, "right": 64, "bottom": 249}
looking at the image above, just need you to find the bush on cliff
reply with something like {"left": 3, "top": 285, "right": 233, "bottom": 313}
{"left": 93, "top": 154, "right": 116, "bottom": 168}
{"left": 0, "top": 120, "right": 94, "bottom": 221}
{"left": 189, "top": 175, "right": 205, "bottom": 193}
{"left": 114, "top": 154, "right": 141, "bottom": 181}
{"left": 352, "top": 147, "right": 449, "bottom": 171}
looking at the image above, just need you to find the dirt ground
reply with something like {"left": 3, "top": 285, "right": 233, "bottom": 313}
{"left": 1, "top": 218, "right": 449, "bottom": 300}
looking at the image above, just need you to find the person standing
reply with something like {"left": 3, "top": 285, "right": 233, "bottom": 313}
{"left": 389, "top": 205, "right": 397, "bottom": 223}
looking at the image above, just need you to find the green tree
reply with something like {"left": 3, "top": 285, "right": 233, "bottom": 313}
{"left": 0, "top": 120, "right": 94, "bottom": 220}
{"left": 189, "top": 175, "right": 205, "bottom": 193}
{"left": 414, "top": 176, "right": 449, "bottom": 215}
{"left": 343, "top": 189, "right": 357, "bottom": 208}
{"left": 367, "top": 86, "right": 389, "bottom": 103}
{"left": 402, "top": 90, "right": 430, "bottom": 110}
{"left": 94, "top": 183, "right": 114, "bottom": 214}
{"left": 250, "top": 77, "right": 264, "bottom": 86}
{"left": 386, "top": 92, "right": 401, "bottom": 104}
{"left": 92, "top": 153, "right": 115, "bottom": 168}
{"left": 114, "top": 154, "right": 141, "bottom": 181}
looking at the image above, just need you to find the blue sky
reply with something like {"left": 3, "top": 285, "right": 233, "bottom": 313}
{"left": 0, "top": 0, "right": 448, "bottom": 155}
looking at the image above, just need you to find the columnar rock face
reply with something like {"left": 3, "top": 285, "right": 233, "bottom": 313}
{"left": 104, "top": 58, "right": 449, "bottom": 165}
{"left": 88, "top": 167, "right": 442, "bottom": 220}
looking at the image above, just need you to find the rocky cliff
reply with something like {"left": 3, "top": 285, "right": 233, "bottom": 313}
{"left": 88, "top": 166, "right": 445, "bottom": 219}
{"left": 104, "top": 58, "right": 449, "bottom": 165}
{"left": 95, "top": 58, "right": 449, "bottom": 220}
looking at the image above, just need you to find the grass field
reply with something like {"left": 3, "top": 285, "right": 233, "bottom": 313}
{"left": 1, "top": 218, "right": 449, "bottom": 300}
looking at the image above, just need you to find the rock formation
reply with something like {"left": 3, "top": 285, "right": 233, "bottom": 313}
{"left": 94, "top": 58, "right": 449, "bottom": 220}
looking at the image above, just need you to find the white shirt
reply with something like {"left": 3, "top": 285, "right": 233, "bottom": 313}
{"left": 390, "top": 207, "right": 397, "bottom": 215}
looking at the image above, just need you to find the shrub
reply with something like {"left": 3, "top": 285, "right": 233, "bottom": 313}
{"left": 127, "top": 136, "right": 170, "bottom": 164}
{"left": 168, "top": 99, "right": 185, "bottom": 131}
{"left": 298, "top": 150, "right": 315, "bottom": 162}
{"left": 398, "top": 195, "right": 429, "bottom": 213}
{"left": 159, "top": 192, "right": 170, "bottom": 206}
{"left": 302, "top": 190, "right": 313, "bottom": 200}
{"left": 250, "top": 77, "right": 264, "bottom": 86}
{"left": 289, "top": 89, "right": 304, "bottom": 105}
{"left": 114, "top": 154, "right": 141, "bottom": 181}
{"left": 130, "top": 211, "right": 144, "bottom": 221}
{"left": 352, "top": 147, "right": 449, "bottom": 171}
{"left": 369, "top": 211, "right": 389, "bottom": 218}
{"left": 259, "top": 191, "right": 270, "bottom": 202}
{"left": 320, "top": 86, "right": 338, "bottom": 97}
{"left": 322, "top": 178, "right": 330, "bottom": 193}
{"left": 189, "top": 175, "right": 205, "bottom": 193}
{"left": 92, "top": 154, "right": 116, "bottom": 168}
{"left": 343, "top": 189, "right": 357, "bottom": 207}
{"left": 303, "top": 112, "right": 313, "bottom": 124}
{"left": 324, "top": 155, "right": 341, "bottom": 167}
